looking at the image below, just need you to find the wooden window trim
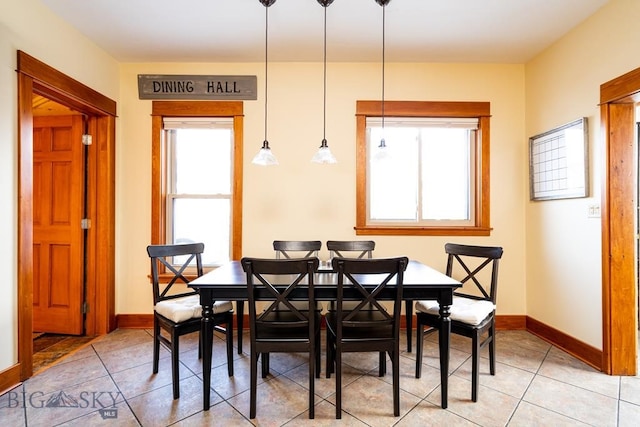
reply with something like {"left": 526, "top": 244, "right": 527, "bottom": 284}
{"left": 151, "top": 101, "right": 244, "bottom": 279}
{"left": 355, "top": 100, "right": 491, "bottom": 236}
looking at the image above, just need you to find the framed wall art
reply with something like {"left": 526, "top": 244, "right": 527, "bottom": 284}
{"left": 529, "top": 117, "right": 588, "bottom": 201}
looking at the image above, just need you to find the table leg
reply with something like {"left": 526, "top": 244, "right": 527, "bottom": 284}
{"left": 405, "top": 300, "right": 413, "bottom": 352}
{"left": 200, "top": 290, "right": 213, "bottom": 411}
{"left": 438, "top": 301, "right": 451, "bottom": 409}
{"left": 236, "top": 300, "right": 244, "bottom": 354}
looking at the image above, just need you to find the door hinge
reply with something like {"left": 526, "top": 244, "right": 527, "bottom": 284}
{"left": 81, "top": 218, "right": 91, "bottom": 229}
{"left": 82, "top": 301, "right": 89, "bottom": 314}
{"left": 82, "top": 134, "right": 92, "bottom": 145}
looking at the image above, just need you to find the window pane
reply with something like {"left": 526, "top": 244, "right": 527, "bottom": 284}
{"left": 421, "top": 128, "right": 471, "bottom": 220}
{"left": 172, "top": 198, "right": 230, "bottom": 266}
{"left": 174, "top": 128, "right": 232, "bottom": 194}
{"left": 368, "top": 127, "right": 419, "bottom": 221}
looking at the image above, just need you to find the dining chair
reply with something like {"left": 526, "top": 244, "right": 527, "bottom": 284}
{"left": 414, "top": 243, "right": 503, "bottom": 402}
{"left": 241, "top": 257, "right": 321, "bottom": 419}
{"left": 326, "top": 240, "right": 375, "bottom": 260}
{"left": 235, "top": 240, "right": 322, "bottom": 355}
{"left": 273, "top": 240, "right": 322, "bottom": 259}
{"left": 324, "top": 240, "right": 388, "bottom": 371}
{"left": 146, "top": 243, "right": 234, "bottom": 399}
{"left": 325, "top": 256, "right": 408, "bottom": 418}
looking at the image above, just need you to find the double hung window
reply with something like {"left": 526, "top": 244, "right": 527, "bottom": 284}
{"left": 151, "top": 101, "right": 243, "bottom": 269}
{"left": 355, "top": 101, "right": 491, "bottom": 236}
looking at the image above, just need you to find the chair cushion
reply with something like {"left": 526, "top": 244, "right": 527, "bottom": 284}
{"left": 155, "top": 295, "right": 233, "bottom": 323}
{"left": 415, "top": 296, "right": 495, "bottom": 325}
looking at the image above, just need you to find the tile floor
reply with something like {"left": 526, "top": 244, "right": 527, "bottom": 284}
{"left": 2, "top": 328, "right": 640, "bottom": 426}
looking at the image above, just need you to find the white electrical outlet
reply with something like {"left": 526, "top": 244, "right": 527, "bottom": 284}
{"left": 588, "top": 204, "right": 601, "bottom": 218}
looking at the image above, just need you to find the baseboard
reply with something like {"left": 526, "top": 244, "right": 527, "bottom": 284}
{"left": 116, "top": 314, "right": 153, "bottom": 328}
{"left": 526, "top": 316, "right": 603, "bottom": 371}
{"left": 496, "top": 314, "right": 527, "bottom": 330}
{"left": 0, "top": 363, "right": 22, "bottom": 397}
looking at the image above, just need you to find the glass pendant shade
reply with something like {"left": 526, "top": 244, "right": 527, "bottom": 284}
{"left": 373, "top": 137, "right": 389, "bottom": 161}
{"left": 252, "top": 140, "right": 279, "bottom": 166}
{"left": 312, "top": 139, "right": 337, "bottom": 164}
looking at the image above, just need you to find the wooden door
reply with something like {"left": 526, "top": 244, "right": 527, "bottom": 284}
{"left": 33, "top": 115, "right": 85, "bottom": 335}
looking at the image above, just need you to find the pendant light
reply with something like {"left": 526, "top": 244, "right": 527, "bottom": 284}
{"left": 252, "top": 0, "right": 279, "bottom": 166}
{"left": 311, "top": 0, "right": 337, "bottom": 164}
{"left": 373, "top": 0, "right": 391, "bottom": 161}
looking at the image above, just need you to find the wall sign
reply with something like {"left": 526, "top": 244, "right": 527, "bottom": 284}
{"left": 138, "top": 74, "right": 257, "bottom": 100}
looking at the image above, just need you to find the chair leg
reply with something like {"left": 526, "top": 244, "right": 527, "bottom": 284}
{"left": 392, "top": 349, "right": 400, "bottom": 416}
{"left": 315, "top": 331, "right": 321, "bottom": 378}
{"left": 226, "top": 319, "right": 234, "bottom": 377}
{"left": 415, "top": 319, "right": 423, "bottom": 378}
{"left": 250, "top": 349, "right": 258, "bottom": 419}
{"left": 489, "top": 323, "right": 496, "bottom": 376}
{"left": 379, "top": 352, "right": 386, "bottom": 377}
{"left": 406, "top": 300, "right": 413, "bottom": 352}
{"left": 326, "top": 332, "right": 333, "bottom": 378}
{"left": 171, "top": 329, "right": 180, "bottom": 399}
{"left": 309, "top": 341, "right": 315, "bottom": 419}
{"left": 261, "top": 352, "right": 270, "bottom": 378}
{"left": 335, "top": 346, "right": 342, "bottom": 419}
{"left": 236, "top": 300, "right": 244, "bottom": 354}
{"left": 471, "top": 332, "right": 480, "bottom": 402}
{"left": 153, "top": 318, "right": 160, "bottom": 374}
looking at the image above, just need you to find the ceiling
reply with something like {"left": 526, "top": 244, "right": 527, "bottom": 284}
{"left": 39, "top": 0, "right": 609, "bottom": 64}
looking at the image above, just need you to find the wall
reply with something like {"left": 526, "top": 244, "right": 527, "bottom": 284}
{"left": 0, "top": 0, "right": 119, "bottom": 370}
{"left": 525, "top": 0, "right": 640, "bottom": 349}
{"left": 117, "top": 61, "right": 527, "bottom": 318}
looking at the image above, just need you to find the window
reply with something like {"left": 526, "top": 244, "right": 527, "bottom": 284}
{"left": 355, "top": 101, "right": 491, "bottom": 236}
{"left": 152, "top": 101, "right": 243, "bottom": 268}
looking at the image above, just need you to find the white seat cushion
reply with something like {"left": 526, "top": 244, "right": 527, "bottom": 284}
{"left": 415, "top": 296, "right": 495, "bottom": 326}
{"left": 155, "top": 294, "right": 233, "bottom": 323}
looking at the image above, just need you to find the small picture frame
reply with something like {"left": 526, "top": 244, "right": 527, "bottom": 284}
{"left": 529, "top": 117, "right": 588, "bottom": 201}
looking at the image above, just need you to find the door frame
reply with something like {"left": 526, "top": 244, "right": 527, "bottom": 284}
{"left": 16, "top": 51, "right": 117, "bottom": 379}
{"left": 600, "top": 66, "right": 640, "bottom": 375}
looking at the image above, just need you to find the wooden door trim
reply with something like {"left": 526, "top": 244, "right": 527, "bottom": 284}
{"left": 600, "top": 67, "right": 640, "bottom": 375}
{"left": 16, "top": 51, "right": 117, "bottom": 380}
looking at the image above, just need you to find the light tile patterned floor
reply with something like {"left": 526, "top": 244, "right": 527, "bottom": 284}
{"left": 1, "top": 328, "right": 639, "bottom": 426}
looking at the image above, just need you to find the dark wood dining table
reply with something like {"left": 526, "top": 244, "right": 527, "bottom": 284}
{"left": 188, "top": 259, "right": 461, "bottom": 411}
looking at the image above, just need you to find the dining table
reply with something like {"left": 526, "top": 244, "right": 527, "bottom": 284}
{"left": 188, "top": 259, "right": 461, "bottom": 411}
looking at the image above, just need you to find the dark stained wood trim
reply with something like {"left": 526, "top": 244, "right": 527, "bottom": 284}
{"left": 116, "top": 314, "right": 154, "bottom": 329}
{"left": 527, "top": 317, "right": 603, "bottom": 371}
{"left": 600, "top": 67, "right": 640, "bottom": 104}
{"left": 17, "top": 72, "right": 34, "bottom": 380}
{"left": 355, "top": 100, "right": 491, "bottom": 117}
{"left": 150, "top": 101, "right": 244, "bottom": 260}
{"left": 16, "top": 51, "right": 117, "bottom": 388}
{"left": 599, "top": 66, "right": 640, "bottom": 376}
{"left": 18, "top": 51, "right": 116, "bottom": 116}
{"left": 0, "top": 364, "right": 22, "bottom": 396}
{"left": 496, "top": 315, "right": 526, "bottom": 330}
{"left": 355, "top": 100, "right": 491, "bottom": 236}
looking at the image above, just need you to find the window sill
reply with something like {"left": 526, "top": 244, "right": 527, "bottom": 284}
{"left": 354, "top": 225, "right": 492, "bottom": 236}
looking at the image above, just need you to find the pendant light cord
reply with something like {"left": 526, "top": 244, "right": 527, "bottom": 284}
{"left": 263, "top": 6, "right": 269, "bottom": 145}
{"left": 381, "top": 4, "right": 386, "bottom": 134}
{"left": 322, "top": 6, "right": 327, "bottom": 142}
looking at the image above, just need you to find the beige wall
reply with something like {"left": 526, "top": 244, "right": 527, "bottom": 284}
{"left": 525, "top": 0, "right": 640, "bottom": 349}
{"left": 0, "top": 0, "right": 120, "bottom": 369}
{"left": 4, "top": 0, "right": 635, "bottom": 374}
{"left": 117, "top": 61, "right": 527, "bottom": 317}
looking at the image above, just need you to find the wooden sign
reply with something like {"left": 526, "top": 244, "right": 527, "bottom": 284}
{"left": 138, "top": 74, "right": 257, "bottom": 100}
